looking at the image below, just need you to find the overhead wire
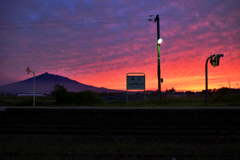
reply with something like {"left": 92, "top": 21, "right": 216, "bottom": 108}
{"left": 0, "top": 14, "right": 239, "bottom": 29}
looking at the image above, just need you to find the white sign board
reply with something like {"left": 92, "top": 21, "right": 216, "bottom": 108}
{"left": 127, "top": 74, "right": 145, "bottom": 90}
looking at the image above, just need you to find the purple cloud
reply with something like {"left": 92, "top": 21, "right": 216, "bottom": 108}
{"left": 0, "top": 0, "right": 240, "bottom": 90}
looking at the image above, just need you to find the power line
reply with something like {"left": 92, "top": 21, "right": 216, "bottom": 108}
{"left": 0, "top": 16, "right": 144, "bottom": 26}
{"left": 0, "top": 14, "right": 239, "bottom": 28}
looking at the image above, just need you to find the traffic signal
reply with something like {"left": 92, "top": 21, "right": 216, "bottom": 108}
{"left": 210, "top": 55, "right": 217, "bottom": 66}
{"left": 210, "top": 54, "right": 224, "bottom": 67}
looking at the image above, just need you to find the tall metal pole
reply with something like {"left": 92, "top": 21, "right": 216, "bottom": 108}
{"left": 205, "top": 54, "right": 224, "bottom": 105}
{"left": 33, "top": 72, "right": 36, "bottom": 107}
{"left": 205, "top": 57, "right": 210, "bottom": 104}
{"left": 154, "top": 14, "right": 161, "bottom": 94}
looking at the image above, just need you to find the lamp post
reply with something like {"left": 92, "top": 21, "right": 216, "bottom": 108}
{"left": 148, "top": 14, "right": 163, "bottom": 94}
{"left": 33, "top": 71, "right": 36, "bottom": 107}
{"left": 26, "top": 67, "right": 36, "bottom": 107}
{"left": 157, "top": 38, "right": 163, "bottom": 94}
{"left": 205, "top": 54, "right": 224, "bottom": 104}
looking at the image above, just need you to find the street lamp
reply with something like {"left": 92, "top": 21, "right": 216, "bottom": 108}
{"left": 26, "top": 67, "right": 36, "bottom": 107}
{"left": 157, "top": 38, "right": 163, "bottom": 45}
{"left": 205, "top": 54, "right": 224, "bottom": 104}
{"left": 157, "top": 37, "right": 163, "bottom": 87}
{"left": 148, "top": 14, "right": 163, "bottom": 94}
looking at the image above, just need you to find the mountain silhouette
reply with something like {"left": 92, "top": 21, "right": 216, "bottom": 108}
{"left": 0, "top": 72, "right": 116, "bottom": 94}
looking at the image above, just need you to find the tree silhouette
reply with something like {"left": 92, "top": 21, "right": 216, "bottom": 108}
{"left": 51, "top": 84, "right": 68, "bottom": 104}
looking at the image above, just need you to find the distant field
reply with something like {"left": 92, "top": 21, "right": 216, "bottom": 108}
{"left": 0, "top": 96, "right": 56, "bottom": 106}
{"left": 0, "top": 95, "right": 239, "bottom": 107}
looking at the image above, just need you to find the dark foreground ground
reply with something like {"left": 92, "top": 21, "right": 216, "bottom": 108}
{"left": 0, "top": 106, "right": 240, "bottom": 160}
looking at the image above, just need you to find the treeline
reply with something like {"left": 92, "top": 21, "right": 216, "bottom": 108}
{"left": 51, "top": 85, "right": 102, "bottom": 105}
{"left": 207, "top": 88, "right": 240, "bottom": 105}
{"left": 0, "top": 86, "right": 239, "bottom": 106}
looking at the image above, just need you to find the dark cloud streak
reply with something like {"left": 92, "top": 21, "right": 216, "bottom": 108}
{"left": 0, "top": 0, "right": 240, "bottom": 88}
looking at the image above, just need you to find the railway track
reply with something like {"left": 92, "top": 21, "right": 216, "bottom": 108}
{"left": 1, "top": 107, "right": 240, "bottom": 135}
{"left": 0, "top": 153, "right": 238, "bottom": 160}
{"left": 1, "top": 107, "right": 240, "bottom": 144}
{"left": 1, "top": 107, "right": 240, "bottom": 159}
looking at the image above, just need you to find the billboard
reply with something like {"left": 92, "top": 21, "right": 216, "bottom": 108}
{"left": 127, "top": 73, "right": 145, "bottom": 90}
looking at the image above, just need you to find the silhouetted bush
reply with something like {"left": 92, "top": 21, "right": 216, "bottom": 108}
{"left": 73, "top": 91, "right": 102, "bottom": 105}
{"left": 166, "top": 88, "right": 176, "bottom": 95}
{"left": 51, "top": 85, "right": 102, "bottom": 105}
{"left": 51, "top": 85, "right": 68, "bottom": 104}
{"left": 211, "top": 88, "right": 240, "bottom": 105}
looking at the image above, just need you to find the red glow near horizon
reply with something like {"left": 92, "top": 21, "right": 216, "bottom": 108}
{"left": 1, "top": 0, "right": 240, "bottom": 91}
{"left": 69, "top": 47, "right": 240, "bottom": 92}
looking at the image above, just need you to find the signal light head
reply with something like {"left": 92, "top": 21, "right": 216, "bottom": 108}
{"left": 210, "top": 54, "right": 224, "bottom": 67}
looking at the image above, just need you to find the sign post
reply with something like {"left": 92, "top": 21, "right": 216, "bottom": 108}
{"left": 126, "top": 73, "right": 146, "bottom": 103}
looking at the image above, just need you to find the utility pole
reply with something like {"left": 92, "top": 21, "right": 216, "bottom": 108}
{"left": 33, "top": 71, "right": 36, "bottom": 107}
{"left": 155, "top": 15, "right": 161, "bottom": 94}
{"left": 26, "top": 67, "right": 36, "bottom": 107}
{"left": 148, "top": 14, "right": 163, "bottom": 95}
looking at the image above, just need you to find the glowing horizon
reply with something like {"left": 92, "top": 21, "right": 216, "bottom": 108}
{"left": 1, "top": 0, "right": 240, "bottom": 92}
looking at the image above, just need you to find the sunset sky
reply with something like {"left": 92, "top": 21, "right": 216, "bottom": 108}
{"left": 0, "top": 0, "right": 240, "bottom": 91}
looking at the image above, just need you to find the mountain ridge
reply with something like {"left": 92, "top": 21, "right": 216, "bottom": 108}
{"left": 0, "top": 72, "right": 117, "bottom": 94}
